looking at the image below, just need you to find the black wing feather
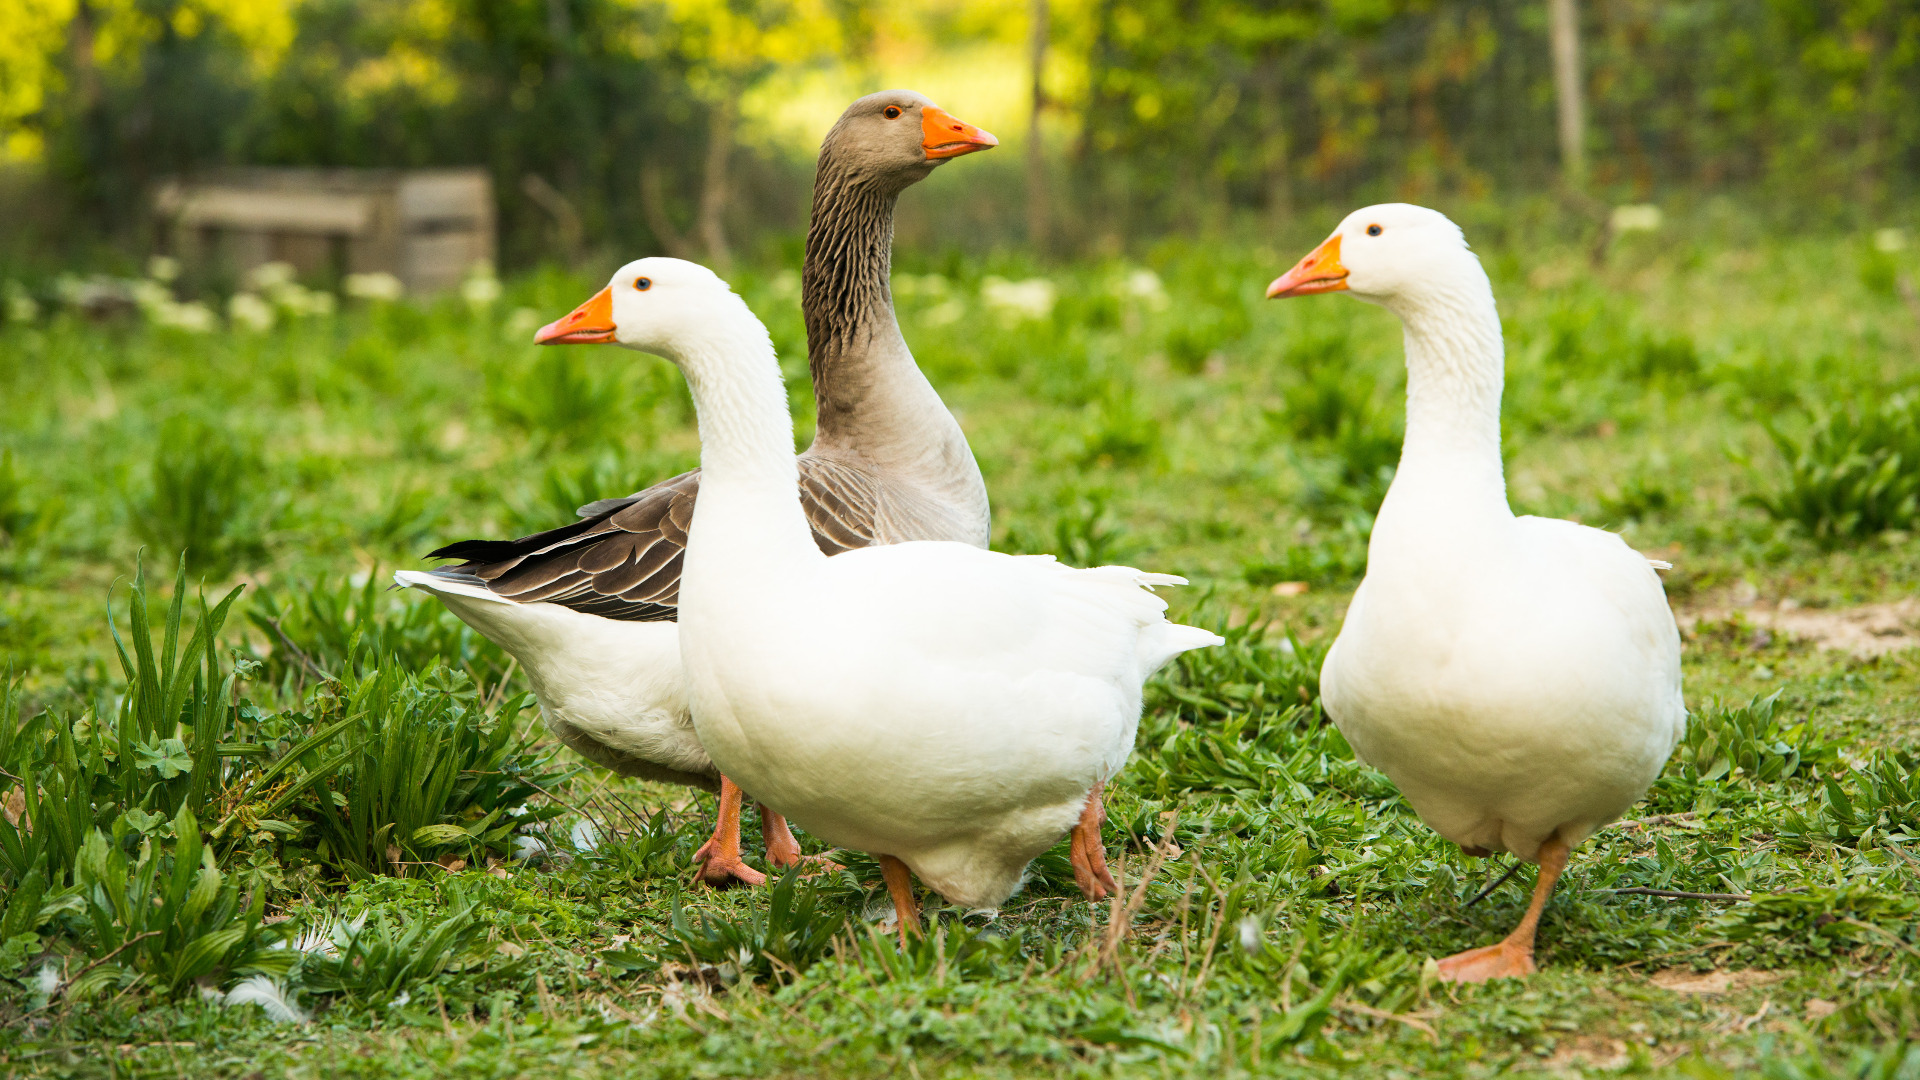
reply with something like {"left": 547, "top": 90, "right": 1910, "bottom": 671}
{"left": 421, "top": 459, "right": 883, "bottom": 623}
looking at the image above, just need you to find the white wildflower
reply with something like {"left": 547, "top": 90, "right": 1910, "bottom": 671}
{"left": 344, "top": 272, "right": 404, "bottom": 302}
{"left": 228, "top": 292, "right": 275, "bottom": 332}
{"left": 1121, "top": 269, "right": 1169, "bottom": 310}
{"left": 980, "top": 276, "right": 1056, "bottom": 323}
{"left": 463, "top": 277, "right": 502, "bottom": 307}
{"left": 1610, "top": 204, "right": 1663, "bottom": 234}
{"left": 155, "top": 301, "right": 217, "bottom": 333}
{"left": 389, "top": 989, "right": 411, "bottom": 1009}
{"left": 893, "top": 273, "right": 949, "bottom": 299}
{"left": 32, "top": 962, "right": 61, "bottom": 997}
{"left": 270, "top": 282, "right": 335, "bottom": 317}
{"left": 223, "top": 975, "right": 309, "bottom": 1024}
{"left": 504, "top": 307, "right": 542, "bottom": 341}
{"left": 922, "top": 299, "right": 965, "bottom": 327}
{"left": 462, "top": 263, "right": 502, "bottom": 308}
{"left": 129, "top": 279, "right": 174, "bottom": 314}
{"left": 248, "top": 261, "right": 297, "bottom": 291}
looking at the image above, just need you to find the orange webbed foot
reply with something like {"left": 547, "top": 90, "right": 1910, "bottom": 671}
{"left": 1435, "top": 835, "right": 1571, "bottom": 983}
{"left": 1434, "top": 939, "right": 1537, "bottom": 983}
{"left": 693, "top": 776, "right": 766, "bottom": 888}
{"left": 692, "top": 845, "right": 769, "bottom": 887}
{"left": 759, "top": 806, "right": 836, "bottom": 877}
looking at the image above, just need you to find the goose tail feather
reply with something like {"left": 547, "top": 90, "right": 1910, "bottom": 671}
{"left": 392, "top": 570, "right": 514, "bottom": 606}
{"left": 1139, "top": 623, "right": 1225, "bottom": 675}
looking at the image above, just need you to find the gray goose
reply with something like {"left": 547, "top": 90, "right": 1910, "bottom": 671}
{"left": 399, "top": 92, "right": 1133, "bottom": 895}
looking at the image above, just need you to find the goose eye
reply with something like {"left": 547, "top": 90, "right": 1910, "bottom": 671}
{"left": 883, "top": 105, "right": 902, "bottom": 119}
{"left": 635, "top": 277, "right": 652, "bottom": 291}
{"left": 1366, "top": 224, "right": 1383, "bottom": 237}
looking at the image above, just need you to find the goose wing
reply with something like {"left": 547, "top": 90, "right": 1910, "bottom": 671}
{"left": 422, "top": 459, "right": 884, "bottom": 622}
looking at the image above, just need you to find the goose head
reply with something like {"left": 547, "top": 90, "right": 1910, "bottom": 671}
{"left": 820, "top": 90, "right": 998, "bottom": 188}
{"left": 534, "top": 258, "right": 759, "bottom": 367}
{"left": 1266, "top": 204, "right": 1486, "bottom": 314}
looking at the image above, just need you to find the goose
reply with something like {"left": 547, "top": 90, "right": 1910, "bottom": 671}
{"left": 568, "top": 256, "right": 1219, "bottom": 939}
{"left": 1265, "top": 204, "right": 1685, "bottom": 982}
{"left": 394, "top": 93, "right": 1100, "bottom": 896}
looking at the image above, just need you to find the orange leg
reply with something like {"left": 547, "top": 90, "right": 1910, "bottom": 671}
{"left": 1435, "top": 835, "right": 1571, "bottom": 983}
{"left": 879, "top": 854, "right": 921, "bottom": 948}
{"left": 1069, "top": 780, "right": 1118, "bottom": 901}
{"left": 759, "top": 805, "right": 814, "bottom": 871}
{"left": 691, "top": 776, "right": 766, "bottom": 887}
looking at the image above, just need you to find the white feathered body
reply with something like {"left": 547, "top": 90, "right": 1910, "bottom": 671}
{"left": 1323, "top": 477, "right": 1686, "bottom": 864}
{"left": 391, "top": 572, "right": 709, "bottom": 788}
{"left": 680, "top": 534, "right": 1218, "bottom": 909}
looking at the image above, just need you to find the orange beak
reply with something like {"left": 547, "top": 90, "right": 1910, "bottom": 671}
{"left": 922, "top": 106, "right": 998, "bottom": 160}
{"left": 535, "top": 286, "right": 616, "bottom": 344}
{"left": 1266, "top": 235, "right": 1350, "bottom": 299}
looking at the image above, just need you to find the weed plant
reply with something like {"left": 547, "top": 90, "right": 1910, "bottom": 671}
{"left": 0, "top": 560, "right": 566, "bottom": 1016}
{"left": 129, "top": 416, "right": 276, "bottom": 579}
{"left": 246, "top": 571, "right": 514, "bottom": 692}
{"left": 1751, "top": 394, "right": 1920, "bottom": 543}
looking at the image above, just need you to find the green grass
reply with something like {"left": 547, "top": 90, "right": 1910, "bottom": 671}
{"left": 2, "top": 214, "right": 1920, "bottom": 1076}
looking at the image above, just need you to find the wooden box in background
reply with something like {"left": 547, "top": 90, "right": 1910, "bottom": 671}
{"left": 153, "top": 168, "right": 494, "bottom": 296}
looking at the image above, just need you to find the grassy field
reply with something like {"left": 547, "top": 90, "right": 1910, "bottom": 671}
{"left": 1, "top": 205, "right": 1919, "bottom": 1077}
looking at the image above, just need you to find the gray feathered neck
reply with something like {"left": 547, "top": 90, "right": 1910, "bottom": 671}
{"left": 801, "top": 129, "right": 926, "bottom": 417}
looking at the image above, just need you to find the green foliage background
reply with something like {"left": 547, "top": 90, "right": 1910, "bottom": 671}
{"left": 3, "top": 0, "right": 1919, "bottom": 265}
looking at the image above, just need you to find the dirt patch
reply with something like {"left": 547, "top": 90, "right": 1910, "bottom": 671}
{"left": 1680, "top": 598, "right": 1920, "bottom": 658}
{"left": 1543, "top": 1035, "right": 1630, "bottom": 1070}
{"left": 1648, "top": 968, "right": 1787, "bottom": 995}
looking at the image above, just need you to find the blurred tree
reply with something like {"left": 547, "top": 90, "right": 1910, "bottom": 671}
{"left": 1071, "top": 0, "right": 1920, "bottom": 233}
{"left": 4, "top": 0, "right": 1920, "bottom": 259}
{"left": 1548, "top": 0, "right": 1584, "bottom": 186}
{"left": 1027, "top": 0, "right": 1049, "bottom": 249}
{"left": 213, "top": 0, "right": 705, "bottom": 266}
{"left": 643, "top": 0, "right": 843, "bottom": 268}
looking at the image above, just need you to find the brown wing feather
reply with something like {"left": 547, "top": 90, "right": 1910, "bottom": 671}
{"left": 422, "top": 459, "right": 885, "bottom": 623}
{"left": 798, "top": 457, "right": 884, "bottom": 555}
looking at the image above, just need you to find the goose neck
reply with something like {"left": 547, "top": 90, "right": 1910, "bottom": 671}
{"left": 801, "top": 160, "right": 905, "bottom": 401}
{"left": 797, "top": 154, "right": 987, "bottom": 535}
{"left": 1386, "top": 283, "right": 1509, "bottom": 511}
{"left": 672, "top": 324, "right": 809, "bottom": 535}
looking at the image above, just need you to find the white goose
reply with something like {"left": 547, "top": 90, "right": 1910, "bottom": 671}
{"left": 1266, "top": 204, "right": 1685, "bottom": 982}
{"left": 587, "top": 257, "right": 1219, "bottom": 936}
